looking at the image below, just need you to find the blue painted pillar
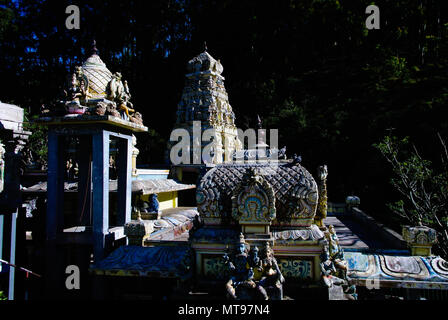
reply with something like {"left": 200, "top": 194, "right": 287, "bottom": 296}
{"left": 0, "top": 215, "right": 3, "bottom": 273}
{"left": 45, "top": 130, "right": 65, "bottom": 298}
{"left": 92, "top": 131, "right": 110, "bottom": 261}
{"left": 46, "top": 130, "right": 65, "bottom": 240}
{"left": 8, "top": 210, "right": 17, "bottom": 300}
{"left": 77, "top": 136, "right": 92, "bottom": 226}
{"left": 117, "top": 137, "right": 132, "bottom": 226}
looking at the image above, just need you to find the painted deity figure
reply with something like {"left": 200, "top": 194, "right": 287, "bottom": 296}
{"left": 320, "top": 243, "right": 356, "bottom": 299}
{"left": 107, "top": 72, "right": 135, "bottom": 120}
{"left": 315, "top": 165, "right": 328, "bottom": 228}
{"left": 223, "top": 237, "right": 284, "bottom": 300}
{"left": 325, "top": 225, "right": 348, "bottom": 279}
{"left": 223, "top": 234, "right": 256, "bottom": 300}
{"left": 253, "top": 242, "right": 285, "bottom": 300}
{"left": 320, "top": 245, "right": 347, "bottom": 288}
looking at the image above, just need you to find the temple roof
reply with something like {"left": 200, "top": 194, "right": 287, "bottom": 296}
{"left": 186, "top": 51, "right": 223, "bottom": 76}
{"left": 90, "top": 245, "right": 191, "bottom": 278}
{"left": 22, "top": 179, "right": 195, "bottom": 195}
{"left": 196, "top": 161, "right": 318, "bottom": 227}
{"left": 345, "top": 252, "right": 448, "bottom": 290}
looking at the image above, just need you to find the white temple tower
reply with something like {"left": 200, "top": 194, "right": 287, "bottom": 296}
{"left": 170, "top": 49, "right": 242, "bottom": 164}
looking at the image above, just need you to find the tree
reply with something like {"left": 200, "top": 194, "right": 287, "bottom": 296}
{"left": 375, "top": 134, "right": 448, "bottom": 258}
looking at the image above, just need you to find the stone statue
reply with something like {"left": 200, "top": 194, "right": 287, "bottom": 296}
{"left": 320, "top": 239, "right": 356, "bottom": 299}
{"left": 278, "top": 146, "right": 287, "bottom": 160}
{"left": 147, "top": 194, "right": 160, "bottom": 213}
{"left": 106, "top": 102, "right": 121, "bottom": 118}
{"left": 320, "top": 245, "right": 347, "bottom": 288}
{"left": 325, "top": 225, "right": 348, "bottom": 280}
{"left": 64, "top": 66, "right": 90, "bottom": 106}
{"left": 223, "top": 236, "right": 284, "bottom": 300}
{"left": 315, "top": 165, "right": 328, "bottom": 228}
{"left": 223, "top": 234, "right": 256, "bottom": 300}
{"left": 255, "top": 242, "right": 285, "bottom": 300}
{"left": 107, "top": 72, "right": 135, "bottom": 120}
{"left": 130, "top": 112, "right": 143, "bottom": 125}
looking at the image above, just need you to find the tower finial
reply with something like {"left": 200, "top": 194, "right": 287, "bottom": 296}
{"left": 256, "top": 114, "right": 262, "bottom": 129}
{"left": 203, "top": 41, "right": 208, "bottom": 52}
{"left": 91, "top": 39, "right": 99, "bottom": 56}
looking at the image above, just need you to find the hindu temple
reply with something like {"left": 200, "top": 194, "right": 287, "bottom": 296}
{"left": 1, "top": 42, "right": 448, "bottom": 301}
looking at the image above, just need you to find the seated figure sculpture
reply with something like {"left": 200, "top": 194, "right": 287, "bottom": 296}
{"left": 325, "top": 225, "right": 348, "bottom": 280}
{"left": 255, "top": 242, "right": 285, "bottom": 300}
{"left": 320, "top": 245, "right": 347, "bottom": 288}
{"left": 320, "top": 238, "right": 357, "bottom": 300}
{"left": 223, "top": 234, "right": 256, "bottom": 300}
{"left": 223, "top": 235, "right": 284, "bottom": 300}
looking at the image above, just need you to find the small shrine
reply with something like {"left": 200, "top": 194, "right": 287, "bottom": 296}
{"left": 32, "top": 41, "right": 149, "bottom": 297}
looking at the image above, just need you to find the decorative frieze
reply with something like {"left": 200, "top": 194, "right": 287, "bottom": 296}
{"left": 402, "top": 225, "right": 437, "bottom": 256}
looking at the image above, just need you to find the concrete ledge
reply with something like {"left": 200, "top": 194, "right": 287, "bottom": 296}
{"left": 351, "top": 207, "right": 407, "bottom": 250}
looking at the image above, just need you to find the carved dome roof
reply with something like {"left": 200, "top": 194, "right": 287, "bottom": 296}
{"left": 187, "top": 51, "right": 224, "bottom": 75}
{"left": 196, "top": 162, "right": 318, "bottom": 228}
{"left": 81, "top": 53, "right": 112, "bottom": 98}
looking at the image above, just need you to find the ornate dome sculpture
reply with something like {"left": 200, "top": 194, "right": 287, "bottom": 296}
{"left": 196, "top": 162, "right": 319, "bottom": 228}
{"left": 80, "top": 41, "right": 113, "bottom": 99}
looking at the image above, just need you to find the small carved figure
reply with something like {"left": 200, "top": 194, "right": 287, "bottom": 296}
{"left": 64, "top": 73, "right": 82, "bottom": 102}
{"left": 107, "top": 72, "right": 135, "bottom": 120}
{"left": 320, "top": 242, "right": 356, "bottom": 299}
{"left": 255, "top": 242, "right": 285, "bottom": 300}
{"left": 292, "top": 154, "right": 302, "bottom": 164}
{"left": 320, "top": 245, "right": 346, "bottom": 288}
{"left": 315, "top": 165, "right": 328, "bottom": 228}
{"left": 130, "top": 112, "right": 144, "bottom": 125}
{"left": 278, "top": 146, "right": 287, "bottom": 160}
{"left": 92, "top": 101, "right": 107, "bottom": 116}
{"left": 64, "top": 67, "right": 89, "bottom": 104}
{"left": 325, "top": 225, "right": 348, "bottom": 279}
{"left": 147, "top": 194, "right": 160, "bottom": 213}
{"left": 223, "top": 237, "right": 284, "bottom": 300}
{"left": 106, "top": 102, "right": 121, "bottom": 118}
{"left": 223, "top": 234, "right": 256, "bottom": 300}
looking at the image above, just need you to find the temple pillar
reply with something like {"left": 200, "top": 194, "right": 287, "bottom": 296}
{"left": 117, "top": 136, "right": 132, "bottom": 227}
{"left": 92, "top": 130, "right": 110, "bottom": 261}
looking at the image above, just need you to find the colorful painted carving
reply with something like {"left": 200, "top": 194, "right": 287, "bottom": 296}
{"left": 231, "top": 168, "right": 276, "bottom": 226}
{"left": 49, "top": 40, "right": 144, "bottom": 126}
{"left": 169, "top": 49, "right": 242, "bottom": 163}
{"left": 402, "top": 225, "right": 437, "bottom": 256}
{"left": 196, "top": 162, "right": 318, "bottom": 226}
{"left": 320, "top": 244, "right": 356, "bottom": 299}
{"left": 223, "top": 234, "right": 284, "bottom": 300}
{"left": 315, "top": 164, "right": 328, "bottom": 228}
{"left": 345, "top": 251, "right": 448, "bottom": 289}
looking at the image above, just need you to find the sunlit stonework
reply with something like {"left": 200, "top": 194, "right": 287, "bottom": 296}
{"left": 43, "top": 41, "right": 144, "bottom": 127}
{"left": 170, "top": 49, "right": 242, "bottom": 164}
